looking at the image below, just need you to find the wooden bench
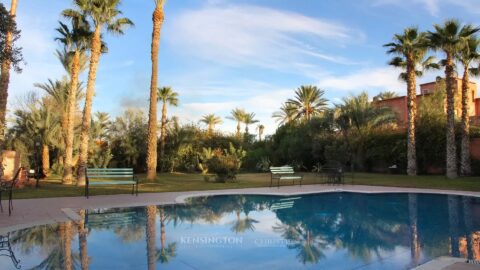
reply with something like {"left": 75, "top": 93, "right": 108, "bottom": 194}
{"left": 85, "top": 168, "right": 138, "bottom": 198}
{"left": 269, "top": 166, "right": 303, "bottom": 187}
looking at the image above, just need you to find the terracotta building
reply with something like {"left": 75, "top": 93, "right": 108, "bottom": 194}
{"left": 376, "top": 78, "right": 480, "bottom": 125}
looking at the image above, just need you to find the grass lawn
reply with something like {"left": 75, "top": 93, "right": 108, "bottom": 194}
{"left": 7, "top": 172, "right": 480, "bottom": 200}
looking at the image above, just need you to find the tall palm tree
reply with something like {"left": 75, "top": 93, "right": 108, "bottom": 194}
{"left": 158, "top": 207, "right": 176, "bottom": 264}
{"left": 56, "top": 17, "right": 91, "bottom": 185}
{"left": 0, "top": 0, "right": 19, "bottom": 149}
{"left": 457, "top": 37, "right": 480, "bottom": 176}
{"left": 384, "top": 27, "right": 437, "bottom": 176}
{"left": 64, "top": 0, "right": 134, "bottom": 186}
{"left": 256, "top": 124, "right": 265, "bottom": 141}
{"left": 427, "top": 20, "right": 480, "bottom": 179}
{"left": 227, "top": 108, "right": 246, "bottom": 137}
{"left": 200, "top": 114, "right": 223, "bottom": 136}
{"left": 158, "top": 87, "right": 179, "bottom": 163}
{"left": 287, "top": 85, "right": 328, "bottom": 122}
{"left": 146, "top": 205, "right": 157, "bottom": 270}
{"left": 272, "top": 102, "right": 296, "bottom": 125}
{"left": 242, "top": 112, "right": 258, "bottom": 135}
{"left": 146, "top": 0, "right": 166, "bottom": 181}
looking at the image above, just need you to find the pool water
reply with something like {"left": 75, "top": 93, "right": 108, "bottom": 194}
{"left": 1, "top": 193, "right": 480, "bottom": 270}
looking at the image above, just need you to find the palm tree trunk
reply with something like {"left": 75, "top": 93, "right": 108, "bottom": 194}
{"left": 146, "top": 205, "right": 157, "bottom": 270}
{"left": 159, "top": 102, "right": 167, "bottom": 163}
{"left": 0, "top": 0, "right": 18, "bottom": 149}
{"left": 42, "top": 144, "right": 50, "bottom": 176}
{"left": 208, "top": 124, "right": 213, "bottom": 137}
{"left": 77, "top": 26, "right": 102, "bottom": 186}
{"left": 146, "top": 4, "right": 164, "bottom": 181}
{"left": 406, "top": 57, "right": 417, "bottom": 176}
{"left": 448, "top": 195, "right": 460, "bottom": 257}
{"left": 62, "top": 221, "right": 73, "bottom": 270}
{"left": 408, "top": 194, "right": 420, "bottom": 267}
{"left": 78, "top": 210, "right": 89, "bottom": 270}
{"left": 460, "top": 69, "right": 471, "bottom": 176}
{"left": 236, "top": 122, "right": 241, "bottom": 137}
{"left": 445, "top": 53, "right": 458, "bottom": 179}
{"left": 160, "top": 208, "right": 166, "bottom": 250}
{"left": 63, "top": 50, "right": 80, "bottom": 185}
{"left": 462, "top": 197, "right": 475, "bottom": 260}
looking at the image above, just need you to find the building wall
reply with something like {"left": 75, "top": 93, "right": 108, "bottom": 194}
{"left": 420, "top": 78, "right": 478, "bottom": 117}
{"left": 376, "top": 96, "right": 408, "bottom": 124}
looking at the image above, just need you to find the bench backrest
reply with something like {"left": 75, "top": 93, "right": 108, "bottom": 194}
{"left": 270, "top": 166, "right": 295, "bottom": 174}
{"left": 86, "top": 168, "right": 134, "bottom": 179}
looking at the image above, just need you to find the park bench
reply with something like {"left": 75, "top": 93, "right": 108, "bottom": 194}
{"left": 269, "top": 166, "right": 303, "bottom": 187}
{"left": 85, "top": 168, "right": 138, "bottom": 198}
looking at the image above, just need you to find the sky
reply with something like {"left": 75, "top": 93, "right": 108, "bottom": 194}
{"left": 4, "top": 0, "right": 480, "bottom": 135}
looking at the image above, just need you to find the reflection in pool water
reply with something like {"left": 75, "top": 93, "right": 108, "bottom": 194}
{"left": 1, "top": 193, "right": 480, "bottom": 269}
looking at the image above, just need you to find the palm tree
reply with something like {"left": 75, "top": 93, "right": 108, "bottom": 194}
{"left": 56, "top": 17, "right": 91, "bottom": 185}
{"left": 158, "top": 87, "right": 179, "bottom": 164}
{"left": 146, "top": 0, "right": 166, "bottom": 181}
{"left": 335, "top": 92, "right": 396, "bottom": 171}
{"left": 272, "top": 102, "right": 296, "bottom": 125}
{"left": 256, "top": 124, "right": 265, "bottom": 141}
{"left": 242, "top": 112, "right": 258, "bottom": 135}
{"left": 457, "top": 37, "right": 480, "bottom": 176}
{"left": 0, "top": 0, "right": 19, "bottom": 149}
{"left": 64, "top": 0, "right": 134, "bottom": 186}
{"left": 427, "top": 20, "right": 480, "bottom": 179}
{"left": 372, "top": 91, "right": 398, "bottom": 102}
{"left": 25, "top": 99, "right": 61, "bottom": 176}
{"left": 287, "top": 85, "right": 328, "bottom": 122}
{"left": 200, "top": 114, "right": 223, "bottom": 136}
{"left": 227, "top": 108, "right": 246, "bottom": 137}
{"left": 158, "top": 207, "right": 176, "bottom": 264}
{"left": 384, "top": 27, "right": 437, "bottom": 176}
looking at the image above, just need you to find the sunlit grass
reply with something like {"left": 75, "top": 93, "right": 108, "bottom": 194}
{"left": 8, "top": 172, "right": 479, "bottom": 200}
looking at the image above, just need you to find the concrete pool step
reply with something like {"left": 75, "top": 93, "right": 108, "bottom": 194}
{"left": 413, "top": 257, "right": 480, "bottom": 270}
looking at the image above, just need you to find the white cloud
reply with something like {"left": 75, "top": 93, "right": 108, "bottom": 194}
{"left": 166, "top": 4, "right": 364, "bottom": 77}
{"left": 318, "top": 67, "right": 404, "bottom": 93}
{"left": 372, "top": 0, "right": 480, "bottom": 16}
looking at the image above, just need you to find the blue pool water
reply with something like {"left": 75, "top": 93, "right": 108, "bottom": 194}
{"left": 1, "top": 193, "right": 479, "bottom": 270}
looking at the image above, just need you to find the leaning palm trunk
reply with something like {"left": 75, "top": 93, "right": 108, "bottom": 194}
{"left": 460, "top": 70, "right": 471, "bottom": 175}
{"left": 406, "top": 57, "right": 417, "bottom": 176}
{"left": 78, "top": 210, "right": 89, "bottom": 270}
{"left": 146, "top": 206, "right": 157, "bottom": 270}
{"left": 146, "top": 4, "right": 165, "bottom": 181}
{"left": 0, "top": 0, "right": 18, "bottom": 148}
{"left": 159, "top": 102, "right": 167, "bottom": 163}
{"left": 42, "top": 144, "right": 50, "bottom": 176}
{"left": 445, "top": 54, "right": 458, "bottom": 179}
{"left": 63, "top": 50, "right": 80, "bottom": 185}
{"left": 77, "top": 26, "right": 102, "bottom": 186}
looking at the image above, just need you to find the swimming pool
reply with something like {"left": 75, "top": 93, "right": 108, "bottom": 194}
{"left": 0, "top": 193, "right": 479, "bottom": 269}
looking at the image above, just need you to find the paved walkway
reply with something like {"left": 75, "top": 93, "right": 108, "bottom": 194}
{"left": 1, "top": 184, "right": 480, "bottom": 234}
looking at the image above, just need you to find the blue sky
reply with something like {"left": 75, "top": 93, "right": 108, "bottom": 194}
{"left": 5, "top": 0, "right": 480, "bottom": 134}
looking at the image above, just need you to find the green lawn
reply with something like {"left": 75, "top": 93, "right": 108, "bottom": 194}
{"left": 7, "top": 172, "right": 480, "bottom": 200}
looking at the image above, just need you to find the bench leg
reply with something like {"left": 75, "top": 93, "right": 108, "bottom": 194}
{"left": 8, "top": 190, "right": 13, "bottom": 216}
{"left": 136, "top": 183, "right": 139, "bottom": 196}
{"left": 277, "top": 178, "right": 280, "bottom": 188}
{"left": 270, "top": 176, "right": 272, "bottom": 187}
{"left": 85, "top": 184, "right": 89, "bottom": 199}
{"left": 0, "top": 190, "right": 3, "bottom": 213}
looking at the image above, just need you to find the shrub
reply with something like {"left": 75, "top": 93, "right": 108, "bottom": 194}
{"left": 206, "top": 143, "right": 246, "bottom": 182}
